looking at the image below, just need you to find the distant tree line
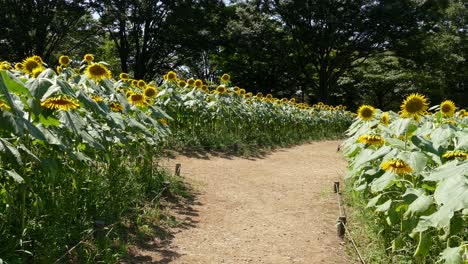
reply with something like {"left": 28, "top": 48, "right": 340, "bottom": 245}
{"left": 0, "top": 0, "right": 466, "bottom": 109}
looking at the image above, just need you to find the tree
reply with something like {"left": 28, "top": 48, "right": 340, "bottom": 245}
{"left": 0, "top": 0, "right": 89, "bottom": 62}
{"left": 258, "top": 0, "right": 448, "bottom": 103}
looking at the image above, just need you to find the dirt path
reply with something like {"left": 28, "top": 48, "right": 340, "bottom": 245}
{"left": 134, "top": 141, "right": 350, "bottom": 263}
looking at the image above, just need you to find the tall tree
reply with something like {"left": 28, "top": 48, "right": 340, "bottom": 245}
{"left": 258, "top": 0, "right": 448, "bottom": 103}
{"left": 0, "top": 0, "right": 88, "bottom": 62}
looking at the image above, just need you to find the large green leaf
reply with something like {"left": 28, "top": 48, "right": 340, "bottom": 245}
{"left": 426, "top": 161, "right": 468, "bottom": 182}
{"left": 0, "top": 71, "right": 30, "bottom": 96}
{"left": 438, "top": 246, "right": 463, "bottom": 264}
{"left": 371, "top": 171, "right": 398, "bottom": 193}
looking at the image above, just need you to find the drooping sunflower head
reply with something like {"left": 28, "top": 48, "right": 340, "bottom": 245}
{"left": 216, "top": 85, "right": 227, "bottom": 94}
{"left": 166, "top": 71, "right": 177, "bottom": 81}
{"left": 266, "top": 94, "right": 273, "bottom": 100}
{"left": 129, "top": 93, "right": 146, "bottom": 107}
{"left": 109, "top": 102, "right": 123, "bottom": 112}
{"left": 15, "top": 63, "right": 24, "bottom": 70}
{"left": 221, "top": 73, "right": 230, "bottom": 82}
{"left": 84, "top": 54, "right": 94, "bottom": 62}
{"left": 440, "top": 100, "right": 456, "bottom": 117}
{"left": 280, "top": 98, "right": 288, "bottom": 103}
{"left": 59, "top": 55, "right": 71, "bottom": 66}
{"left": 85, "top": 63, "right": 111, "bottom": 82}
{"left": 119, "top": 73, "right": 129, "bottom": 81}
{"left": 144, "top": 86, "right": 158, "bottom": 98}
{"left": 400, "top": 93, "right": 429, "bottom": 121}
{"left": 0, "top": 100, "right": 11, "bottom": 110}
{"left": 381, "top": 159, "right": 412, "bottom": 175}
{"left": 178, "top": 80, "right": 187, "bottom": 88}
{"left": 32, "top": 67, "right": 45, "bottom": 78}
{"left": 358, "top": 134, "right": 384, "bottom": 146}
{"left": 194, "top": 79, "right": 203, "bottom": 88}
{"left": 290, "top": 98, "right": 296, "bottom": 104}
{"left": 357, "top": 105, "right": 376, "bottom": 121}
{"left": 22, "top": 56, "right": 42, "bottom": 74}
{"left": 56, "top": 66, "right": 62, "bottom": 74}
{"left": 0, "top": 61, "right": 11, "bottom": 70}
{"left": 459, "top": 109, "right": 468, "bottom": 117}
{"left": 91, "top": 95, "right": 103, "bottom": 102}
{"left": 256, "top": 92, "right": 263, "bottom": 98}
{"left": 442, "top": 150, "right": 467, "bottom": 160}
{"left": 41, "top": 95, "right": 80, "bottom": 111}
{"left": 187, "top": 78, "right": 195, "bottom": 86}
{"left": 137, "top": 80, "right": 146, "bottom": 88}
{"left": 380, "top": 112, "right": 390, "bottom": 125}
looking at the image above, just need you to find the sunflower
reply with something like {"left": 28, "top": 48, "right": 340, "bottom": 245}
{"left": 381, "top": 159, "right": 412, "bottom": 175}
{"left": 91, "top": 95, "right": 103, "bottom": 102}
{"left": 31, "top": 55, "right": 43, "bottom": 64}
{"left": 216, "top": 85, "right": 227, "bottom": 94}
{"left": 144, "top": 86, "right": 158, "bottom": 98}
{"left": 290, "top": 98, "right": 296, "bottom": 104}
{"left": 459, "top": 109, "right": 468, "bottom": 117}
{"left": 201, "top": 85, "right": 209, "bottom": 93}
{"left": 125, "top": 90, "right": 133, "bottom": 98}
{"left": 159, "top": 118, "right": 168, "bottom": 125}
{"left": 56, "top": 66, "right": 62, "bottom": 74}
{"left": 244, "top": 92, "right": 253, "bottom": 98}
{"left": 22, "top": 56, "right": 42, "bottom": 74}
{"left": 32, "top": 67, "right": 44, "bottom": 78}
{"left": 137, "top": 80, "right": 146, "bottom": 88}
{"left": 266, "top": 94, "right": 273, "bottom": 100}
{"left": 357, "top": 105, "right": 376, "bottom": 121}
{"left": 256, "top": 92, "right": 263, "bottom": 98}
{"left": 380, "top": 112, "right": 390, "bottom": 125}
{"left": 0, "top": 101, "right": 11, "bottom": 110}
{"left": 15, "top": 63, "right": 24, "bottom": 70}
{"left": 131, "top": 79, "right": 138, "bottom": 87}
{"left": 442, "top": 150, "right": 467, "bottom": 160}
{"left": 119, "top": 73, "right": 129, "bottom": 81}
{"left": 221, "top": 73, "right": 230, "bottom": 82}
{"left": 245, "top": 101, "right": 252, "bottom": 105}
{"left": 194, "top": 79, "right": 203, "bottom": 88}
{"left": 85, "top": 63, "right": 111, "bottom": 82}
{"left": 281, "top": 98, "right": 288, "bottom": 103}
{"left": 440, "top": 100, "right": 456, "bottom": 117}
{"left": 0, "top": 61, "right": 11, "bottom": 70}
{"left": 41, "top": 96, "right": 79, "bottom": 111}
{"left": 187, "top": 78, "right": 195, "bottom": 86}
{"left": 238, "top": 89, "right": 246, "bottom": 96}
{"left": 178, "top": 80, "right": 187, "bottom": 88}
{"left": 84, "top": 54, "right": 94, "bottom": 62}
{"left": 400, "top": 93, "right": 429, "bottom": 121}
{"left": 358, "top": 134, "right": 384, "bottom": 146}
{"left": 166, "top": 71, "right": 177, "bottom": 81}
{"left": 58, "top": 55, "right": 71, "bottom": 66}
{"left": 128, "top": 93, "right": 146, "bottom": 107}
{"left": 109, "top": 102, "right": 123, "bottom": 112}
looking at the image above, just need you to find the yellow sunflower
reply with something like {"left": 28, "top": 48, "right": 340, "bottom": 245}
{"left": 119, "top": 73, "right": 129, "bottom": 81}
{"left": 58, "top": 55, "right": 71, "bottom": 66}
{"left": 0, "top": 61, "right": 11, "bottom": 70}
{"left": 400, "top": 93, "right": 429, "bottom": 121}
{"left": 31, "top": 55, "right": 43, "bottom": 64}
{"left": 128, "top": 93, "right": 146, "bottom": 107}
{"left": 32, "top": 67, "right": 44, "bottom": 78}
{"left": 144, "top": 86, "right": 158, "bottom": 98}
{"left": 130, "top": 79, "right": 138, "bottom": 87}
{"left": 442, "top": 150, "right": 467, "bottom": 160}
{"left": 56, "top": 66, "right": 62, "bottom": 74}
{"left": 459, "top": 109, "right": 468, "bottom": 117}
{"left": 266, "top": 94, "right": 273, "bottom": 100}
{"left": 358, "top": 134, "right": 384, "bottom": 146}
{"left": 201, "top": 85, "right": 209, "bottom": 92}
{"left": 41, "top": 96, "right": 79, "bottom": 111}
{"left": 216, "top": 85, "right": 227, "bottom": 94}
{"left": 256, "top": 92, "right": 263, "bottom": 98}
{"left": 238, "top": 89, "right": 246, "bottom": 96}
{"left": 91, "top": 95, "right": 103, "bottom": 102}
{"left": 221, "top": 73, "right": 230, "bottom": 82}
{"left": 22, "top": 56, "right": 42, "bottom": 74}
{"left": 194, "top": 79, "right": 203, "bottom": 88}
{"left": 0, "top": 101, "right": 11, "bottom": 110}
{"left": 381, "top": 159, "right": 412, "bottom": 175}
{"left": 357, "top": 105, "right": 376, "bottom": 121}
{"left": 381, "top": 112, "right": 390, "bottom": 125}
{"left": 84, "top": 54, "right": 94, "bottom": 62}
{"left": 440, "top": 100, "right": 456, "bottom": 117}
{"left": 289, "top": 98, "right": 296, "bottom": 104}
{"left": 15, "top": 63, "right": 24, "bottom": 70}
{"left": 166, "top": 71, "right": 177, "bottom": 81}
{"left": 125, "top": 90, "right": 134, "bottom": 98}
{"left": 109, "top": 102, "right": 123, "bottom": 112}
{"left": 178, "top": 80, "right": 187, "bottom": 88}
{"left": 244, "top": 92, "right": 253, "bottom": 98}
{"left": 281, "top": 98, "right": 288, "bottom": 103}
{"left": 187, "top": 78, "right": 195, "bottom": 86}
{"left": 137, "top": 80, "right": 146, "bottom": 88}
{"left": 85, "top": 63, "right": 111, "bottom": 82}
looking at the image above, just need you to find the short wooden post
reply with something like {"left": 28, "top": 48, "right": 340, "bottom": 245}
{"left": 337, "top": 216, "right": 347, "bottom": 238}
{"left": 334, "top": 182, "right": 340, "bottom": 193}
{"left": 163, "top": 181, "right": 171, "bottom": 198}
{"left": 175, "top": 163, "right": 181, "bottom": 176}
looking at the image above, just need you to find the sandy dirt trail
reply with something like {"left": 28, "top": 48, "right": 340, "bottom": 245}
{"left": 133, "top": 140, "right": 351, "bottom": 263}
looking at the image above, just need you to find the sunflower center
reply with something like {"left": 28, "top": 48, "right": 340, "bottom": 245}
{"left": 441, "top": 104, "right": 452, "bottom": 113}
{"left": 24, "top": 60, "right": 39, "bottom": 72}
{"left": 89, "top": 65, "right": 107, "bottom": 75}
{"left": 405, "top": 98, "right": 424, "bottom": 113}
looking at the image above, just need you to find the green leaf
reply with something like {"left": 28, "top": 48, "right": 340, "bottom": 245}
{"left": 371, "top": 171, "right": 398, "bottom": 193}
{"left": 408, "top": 151, "right": 427, "bottom": 174}
{"left": 439, "top": 247, "right": 463, "bottom": 264}
{"left": 431, "top": 124, "right": 456, "bottom": 149}
{"left": 0, "top": 138, "right": 22, "bottom": 165}
{"left": 0, "top": 71, "right": 30, "bottom": 96}
{"left": 411, "top": 135, "right": 439, "bottom": 155}
{"left": 426, "top": 161, "right": 468, "bottom": 182}
{"left": 413, "top": 231, "right": 432, "bottom": 257}
{"left": 404, "top": 193, "right": 433, "bottom": 217}
{"left": 4, "top": 169, "right": 24, "bottom": 183}
{"left": 375, "top": 199, "right": 392, "bottom": 212}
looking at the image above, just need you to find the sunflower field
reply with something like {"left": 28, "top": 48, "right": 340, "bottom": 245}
{"left": 342, "top": 94, "right": 468, "bottom": 263}
{"left": 0, "top": 55, "right": 353, "bottom": 262}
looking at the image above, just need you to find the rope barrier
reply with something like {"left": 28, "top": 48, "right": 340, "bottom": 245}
{"left": 334, "top": 182, "right": 366, "bottom": 264}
